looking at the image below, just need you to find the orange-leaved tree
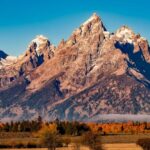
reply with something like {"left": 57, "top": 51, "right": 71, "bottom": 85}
{"left": 37, "top": 123, "right": 61, "bottom": 150}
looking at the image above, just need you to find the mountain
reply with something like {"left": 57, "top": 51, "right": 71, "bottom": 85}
{"left": 0, "top": 13, "right": 150, "bottom": 122}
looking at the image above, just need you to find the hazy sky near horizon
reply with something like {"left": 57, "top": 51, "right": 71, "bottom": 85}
{"left": 0, "top": 0, "right": 150, "bottom": 56}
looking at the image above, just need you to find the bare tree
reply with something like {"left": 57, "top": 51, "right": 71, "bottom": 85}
{"left": 41, "top": 132, "right": 58, "bottom": 150}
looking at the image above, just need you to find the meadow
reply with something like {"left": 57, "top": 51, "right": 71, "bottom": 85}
{"left": 0, "top": 133, "right": 150, "bottom": 150}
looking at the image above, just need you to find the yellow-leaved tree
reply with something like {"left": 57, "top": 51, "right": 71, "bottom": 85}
{"left": 37, "top": 123, "right": 61, "bottom": 150}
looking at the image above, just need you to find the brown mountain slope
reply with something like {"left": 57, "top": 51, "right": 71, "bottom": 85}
{"left": 0, "top": 13, "right": 150, "bottom": 122}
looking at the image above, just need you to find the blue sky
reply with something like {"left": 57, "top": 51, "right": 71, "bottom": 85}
{"left": 0, "top": 0, "right": 150, "bottom": 56}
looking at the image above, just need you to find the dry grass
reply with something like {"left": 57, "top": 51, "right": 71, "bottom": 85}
{"left": 0, "top": 144, "right": 143, "bottom": 150}
{"left": 101, "top": 134, "right": 150, "bottom": 143}
{"left": 0, "top": 137, "right": 38, "bottom": 145}
{"left": 0, "top": 134, "right": 149, "bottom": 150}
{"left": 103, "top": 143, "right": 143, "bottom": 150}
{"left": 1, "top": 134, "right": 150, "bottom": 144}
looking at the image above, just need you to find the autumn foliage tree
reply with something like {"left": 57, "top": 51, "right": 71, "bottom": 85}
{"left": 37, "top": 123, "right": 61, "bottom": 150}
{"left": 0, "top": 119, "right": 150, "bottom": 135}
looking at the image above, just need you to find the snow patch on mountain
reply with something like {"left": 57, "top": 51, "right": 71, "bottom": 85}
{"left": 0, "top": 55, "right": 17, "bottom": 68}
{"left": 116, "top": 26, "right": 135, "bottom": 43}
{"left": 83, "top": 13, "right": 99, "bottom": 25}
{"left": 6, "top": 56, "right": 17, "bottom": 61}
{"left": 31, "top": 35, "right": 49, "bottom": 54}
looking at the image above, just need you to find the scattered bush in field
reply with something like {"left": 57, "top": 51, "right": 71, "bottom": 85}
{"left": 0, "top": 144, "right": 11, "bottom": 148}
{"left": 15, "top": 143, "right": 25, "bottom": 148}
{"left": 81, "top": 131, "right": 102, "bottom": 150}
{"left": 38, "top": 123, "right": 62, "bottom": 150}
{"left": 27, "top": 142, "right": 37, "bottom": 148}
{"left": 40, "top": 132, "right": 59, "bottom": 150}
{"left": 0, "top": 141, "right": 38, "bottom": 148}
{"left": 73, "top": 143, "right": 80, "bottom": 150}
{"left": 136, "top": 138, "right": 150, "bottom": 150}
{"left": 62, "top": 137, "right": 71, "bottom": 147}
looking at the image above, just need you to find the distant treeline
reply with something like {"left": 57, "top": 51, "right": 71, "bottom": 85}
{"left": 1, "top": 117, "right": 150, "bottom": 134}
{"left": 0, "top": 116, "right": 42, "bottom": 132}
{"left": 0, "top": 117, "right": 89, "bottom": 135}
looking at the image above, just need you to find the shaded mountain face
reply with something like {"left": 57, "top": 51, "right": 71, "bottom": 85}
{"left": 0, "top": 13, "right": 150, "bottom": 122}
{"left": 0, "top": 50, "right": 8, "bottom": 59}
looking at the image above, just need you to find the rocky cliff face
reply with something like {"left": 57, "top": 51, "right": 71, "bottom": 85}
{"left": 0, "top": 35, "right": 55, "bottom": 88}
{"left": 0, "top": 13, "right": 150, "bottom": 122}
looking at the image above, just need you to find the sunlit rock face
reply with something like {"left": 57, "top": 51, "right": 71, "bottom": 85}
{"left": 0, "top": 13, "right": 150, "bottom": 122}
{"left": 0, "top": 35, "right": 55, "bottom": 88}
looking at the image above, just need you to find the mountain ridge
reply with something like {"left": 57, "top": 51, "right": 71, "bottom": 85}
{"left": 0, "top": 13, "right": 150, "bottom": 122}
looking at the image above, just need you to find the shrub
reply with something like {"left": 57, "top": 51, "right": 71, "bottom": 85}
{"left": 15, "top": 143, "right": 25, "bottom": 148}
{"left": 81, "top": 131, "right": 102, "bottom": 150}
{"left": 38, "top": 124, "right": 62, "bottom": 150}
{"left": 62, "top": 137, "right": 71, "bottom": 147}
{"left": 27, "top": 142, "right": 37, "bottom": 148}
{"left": 0, "top": 144, "right": 11, "bottom": 148}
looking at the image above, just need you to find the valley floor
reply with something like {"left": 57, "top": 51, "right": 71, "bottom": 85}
{"left": 103, "top": 143, "right": 142, "bottom": 150}
{"left": 0, "top": 134, "right": 150, "bottom": 144}
{"left": 0, "top": 134, "right": 148, "bottom": 150}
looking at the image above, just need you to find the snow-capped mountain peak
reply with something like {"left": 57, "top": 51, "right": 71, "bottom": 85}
{"left": 83, "top": 13, "right": 100, "bottom": 26}
{"left": 31, "top": 35, "right": 50, "bottom": 53}
{"left": 1, "top": 14, "right": 150, "bottom": 122}
{"left": 115, "top": 26, "right": 135, "bottom": 43}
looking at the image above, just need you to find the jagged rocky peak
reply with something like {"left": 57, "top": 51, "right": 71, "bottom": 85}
{"left": 82, "top": 13, "right": 100, "bottom": 27}
{"left": 115, "top": 26, "right": 135, "bottom": 43}
{"left": 81, "top": 13, "right": 107, "bottom": 35}
{"left": 31, "top": 35, "right": 55, "bottom": 60}
{"left": 114, "top": 26, "right": 150, "bottom": 63}
{"left": 65, "top": 13, "right": 108, "bottom": 48}
{"left": 115, "top": 26, "right": 147, "bottom": 44}
{"left": 0, "top": 50, "right": 17, "bottom": 69}
{"left": 31, "top": 35, "right": 50, "bottom": 54}
{"left": 23, "top": 35, "right": 55, "bottom": 62}
{"left": 25, "top": 35, "right": 49, "bottom": 56}
{"left": 82, "top": 13, "right": 106, "bottom": 31}
{"left": 18, "top": 35, "right": 56, "bottom": 75}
